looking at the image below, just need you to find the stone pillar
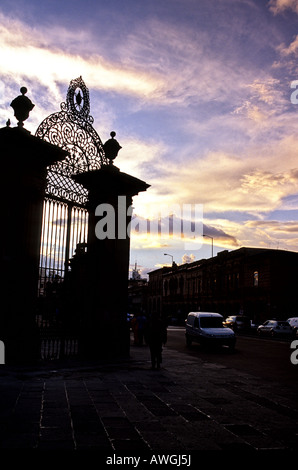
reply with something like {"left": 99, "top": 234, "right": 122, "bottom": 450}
{"left": 72, "top": 165, "right": 149, "bottom": 359}
{"left": 0, "top": 125, "right": 66, "bottom": 363}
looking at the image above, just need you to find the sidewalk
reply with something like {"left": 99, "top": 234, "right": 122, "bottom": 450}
{"left": 0, "top": 338, "right": 297, "bottom": 456}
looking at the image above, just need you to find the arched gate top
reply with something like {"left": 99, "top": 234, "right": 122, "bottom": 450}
{"left": 35, "top": 77, "right": 108, "bottom": 204}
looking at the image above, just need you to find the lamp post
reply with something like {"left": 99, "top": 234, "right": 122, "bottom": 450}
{"left": 164, "top": 253, "right": 174, "bottom": 265}
{"left": 203, "top": 234, "right": 214, "bottom": 257}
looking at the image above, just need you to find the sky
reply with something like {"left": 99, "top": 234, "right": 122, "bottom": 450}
{"left": 1, "top": 0, "right": 298, "bottom": 278}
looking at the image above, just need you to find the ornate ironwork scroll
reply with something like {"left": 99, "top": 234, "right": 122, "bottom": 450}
{"left": 36, "top": 76, "right": 108, "bottom": 205}
{"left": 36, "top": 77, "right": 105, "bottom": 293}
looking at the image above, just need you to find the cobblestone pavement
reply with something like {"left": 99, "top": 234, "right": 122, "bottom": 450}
{"left": 0, "top": 340, "right": 297, "bottom": 460}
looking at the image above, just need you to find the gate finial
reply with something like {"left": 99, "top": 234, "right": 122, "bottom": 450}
{"left": 10, "top": 87, "right": 35, "bottom": 128}
{"left": 103, "top": 131, "right": 122, "bottom": 165}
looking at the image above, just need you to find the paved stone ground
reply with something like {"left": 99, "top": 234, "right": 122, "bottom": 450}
{"left": 0, "top": 339, "right": 297, "bottom": 460}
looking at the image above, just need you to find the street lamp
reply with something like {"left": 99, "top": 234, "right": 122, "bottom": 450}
{"left": 203, "top": 234, "right": 214, "bottom": 257}
{"left": 164, "top": 253, "right": 174, "bottom": 265}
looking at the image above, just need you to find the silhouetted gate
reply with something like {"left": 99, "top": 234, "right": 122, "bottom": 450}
{"left": 35, "top": 77, "right": 108, "bottom": 359}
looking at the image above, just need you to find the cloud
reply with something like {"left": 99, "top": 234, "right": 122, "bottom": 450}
{"left": 247, "top": 219, "right": 298, "bottom": 233}
{"left": 0, "top": 13, "right": 163, "bottom": 111}
{"left": 203, "top": 224, "right": 239, "bottom": 247}
{"left": 278, "top": 34, "right": 298, "bottom": 56}
{"left": 2, "top": 4, "right": 298, "bottom": 260}
{"left": 1, "top": 7, "right": 262, "bottom": 119}
{"left": 128, "top": 206, "right": 204, "bottom": 251}
{"left": 181, "top": 253, "right": 196, "bottom": 264}
{"left": 268, "top": 0, "right": 298, "bottom": 15}
{"left": 126, "top": 122, "right": 298, "bottom": 256}
{"left": 115, "top": 136, "right": 169, "bottom": 179}
{"left": 0, "top": 7, "right": 287, "bottom": 131}
{"left": 247, "top": 79, "right": 282, "bottom": 105}
{"left": 233, "top": 101, "right": 267, "bottom": 123}
{"left": 232, "top": 77, "right": 288, "bottom": 126}
{"left": 243, "top": 218, "right": 298, "bottom": 250}
{"left": 113, "top": 15, "right": 273, "bottom": 110}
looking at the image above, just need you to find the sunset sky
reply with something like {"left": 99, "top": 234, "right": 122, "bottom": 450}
{"left": 1, "top": 0, "right": 298, "bottom": 277}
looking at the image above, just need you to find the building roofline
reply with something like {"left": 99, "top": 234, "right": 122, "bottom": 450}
{"left": 148, "top": 246, "right": 298, "bottom": 276}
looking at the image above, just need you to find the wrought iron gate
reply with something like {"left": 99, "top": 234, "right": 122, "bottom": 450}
{"left": 35, "top": 76, "right": 108, "bottom": 359}
{"left": 38, "top": 199, "right": 89, "bottom": 297}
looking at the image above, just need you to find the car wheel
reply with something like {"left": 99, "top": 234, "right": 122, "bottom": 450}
{"left": 186, "top": 335, "right": 192, "bottom": 347}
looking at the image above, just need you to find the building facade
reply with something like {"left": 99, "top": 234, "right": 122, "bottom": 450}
{"left": 147, "top": 247, "right": 298, "bottom": 325}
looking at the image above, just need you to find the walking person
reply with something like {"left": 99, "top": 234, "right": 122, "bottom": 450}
{"left": 131, "top": 314, "right": 139, "bottom": 345}
{"left": 145, "top": 315, "right": 167, "bottom": 370}
{"left": 136, "top": 313, "right": 147, "bottom": 346}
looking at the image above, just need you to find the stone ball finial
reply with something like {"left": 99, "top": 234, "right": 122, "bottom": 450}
{"left": 10, "top": 87, "right": 35, "bottom": 127}
{"left": 103, "top": 131, "right": 122, "bottom": 165}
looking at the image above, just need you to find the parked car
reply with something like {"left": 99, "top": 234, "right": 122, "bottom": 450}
{"left": 257, "top": 320, "right": 292, "bottom": 338}
{"left": 287, "top": 317, "right": 298, "bottom": 336}
{"left": 223, "top": 315, "right": 251, "bottom": 332}
{"left": 185, "top": 312, "right": 236, "bottom": 350}
{"left": 250, "top": 320, "right": 260, "bottom": 333}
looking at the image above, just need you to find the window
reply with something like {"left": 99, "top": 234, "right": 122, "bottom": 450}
{"left": 200, "top": 317, "right": 223, "bottom": 328}
{"left": 253, "top": 271, "right": 259, "bottom": 287}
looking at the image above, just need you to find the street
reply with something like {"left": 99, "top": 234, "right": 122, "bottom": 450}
{"left": 1, "top": 328, "right": 298, "bottom": 453}
{"left": 165, "top": 326, "right": 298, "bottom": 390}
